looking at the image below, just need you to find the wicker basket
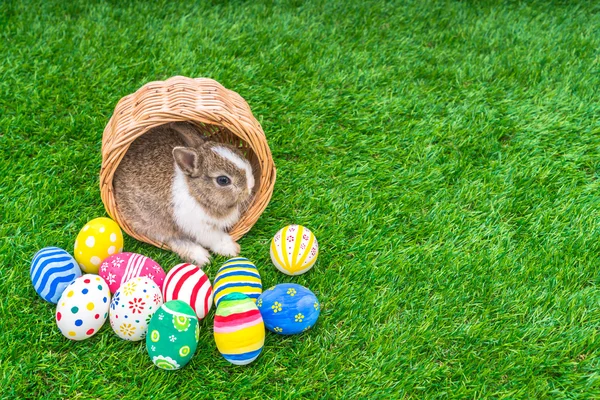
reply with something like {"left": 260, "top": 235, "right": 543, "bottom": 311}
{"left": 100, "top": 76, "right": 276, "bottom": 250}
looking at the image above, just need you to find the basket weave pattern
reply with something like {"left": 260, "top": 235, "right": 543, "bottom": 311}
{"left": 100, "top": 76, "right": 276, "bottom": 250}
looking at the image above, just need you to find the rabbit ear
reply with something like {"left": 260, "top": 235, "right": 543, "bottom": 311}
{"left": 173, "top": 147, "right": 202, "bottom": 177}
{"left": 169, "top": 122, "right": 206, "bottom": 148}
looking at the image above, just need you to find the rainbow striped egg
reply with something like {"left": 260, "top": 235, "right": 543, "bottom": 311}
{"left": 270, "top": 225, "right": 319, "bottom": 276}
{"left": 214, "top": 293, "right": 265, "bottom": 365}
{"left": 213, "top": 258, "right": 262, "bottom": 308}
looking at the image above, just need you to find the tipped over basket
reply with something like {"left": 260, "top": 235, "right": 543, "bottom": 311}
{"left": 100, "top": 76, "right": 276, "bottom": 250}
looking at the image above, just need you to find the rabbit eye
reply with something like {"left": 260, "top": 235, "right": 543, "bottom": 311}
{"left": 216, "top": 176, "right": 231, "bottom": 186}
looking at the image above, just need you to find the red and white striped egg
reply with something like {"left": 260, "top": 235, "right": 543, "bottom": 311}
{"left": 99, "top": 252, "right": 166, "bottom": 294}
{"left": 270, "top": 225, "right": 319, "bottom": 276}
{"left": 162, "top": 263, "right": 213, "bottom": 320}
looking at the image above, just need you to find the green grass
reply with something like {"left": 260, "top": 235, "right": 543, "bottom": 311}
{"left": 1, "top": 0, "right": 600, "bottom": 398}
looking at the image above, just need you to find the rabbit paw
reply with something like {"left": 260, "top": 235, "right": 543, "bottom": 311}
{"left": 211, "top": 237, "right": 240, "bottom": 257}
{"left": 170, "top": 240, "right": 211, "bottom": 267}
{"left": 189, "top": 245, "right": 211, "bottom": 266}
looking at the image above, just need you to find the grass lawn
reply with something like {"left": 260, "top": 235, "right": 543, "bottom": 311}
{"left": 2, "top": 0, "right": 600, "bottom": 398}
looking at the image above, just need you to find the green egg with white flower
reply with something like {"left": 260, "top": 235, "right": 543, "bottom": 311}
{"left": 146, "top": 300, "right": 199, "bottom": 370}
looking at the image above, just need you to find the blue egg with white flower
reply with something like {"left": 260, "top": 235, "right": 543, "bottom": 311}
{"left": 256, "top": 283, "right": 320, "bottom": 335}
{"left": 30, "top": 247, "right": 82, "bottom": 303}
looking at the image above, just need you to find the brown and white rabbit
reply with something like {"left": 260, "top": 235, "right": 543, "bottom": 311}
{"left": 113, "top": 122, "right": 255, "bottom": 266}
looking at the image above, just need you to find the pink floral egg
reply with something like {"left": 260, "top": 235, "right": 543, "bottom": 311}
{"left": 99, "top": 252, "right": 165, "bottom": 294}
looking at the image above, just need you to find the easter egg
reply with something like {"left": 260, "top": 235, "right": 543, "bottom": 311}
{"left": 214, "top": 293, "right": 265, "bottom": 365}
{"left": 74, "top": 217, "right": 123, "bottom": 274}
{"left": 109, "top": 277, "right": 163, "bottom": 341}
{"left": 99, "top": 252, "right": 166, "bottom": 294}
{"left": 163, "top": 263, "right": 213, "bottom": 320}
{"left": 213, "top": 257, "right": 262, "bottom": 308}
{"left": 257, "top": 283, "right": 320, "bottom": 335}
{"left": 55, "top": 274, "right": 111, "bottom": 340}
{"left": 270, "top": 225, "right": 319, "bottom": 276}
{"left": 146, "top": 300, "right": 199, "bottom": 370}
{"left": 30, "top": 247, "right": 81, "bottom": 303}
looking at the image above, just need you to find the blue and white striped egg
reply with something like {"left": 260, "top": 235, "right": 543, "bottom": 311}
{"left": 213, "top": 258, "right": 262, "bottom": 308}
{"left": 30, "top": 247, "right": 82, "bottom": 303}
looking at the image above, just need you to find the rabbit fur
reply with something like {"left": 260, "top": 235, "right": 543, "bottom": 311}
{"left": 113, "top": 122, "right": 255, "bottom": 266}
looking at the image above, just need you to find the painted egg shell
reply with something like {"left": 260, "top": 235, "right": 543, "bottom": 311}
{"left": 30, "top": 247, "right": 81, "bottom": 303}
{"left": 214, "top": 293, "right": 265, "bottom": 365}
{"left": 257, "top": 283, "right": 320, "bottom": 335}
{"left": 163, "top": 263, "right": 213, "bottom": 320}
{"left": 99, "top": 252, "right": 166, "bottom": 294}
{"left": 74, "top": 217, "right": 123, "bottom": 274}
{"left": 146, "top": 300, "right": 199, "bottom": 370}
{"left": 109, "top": 277, "right": 163, "bottom": 341}
{"left": 213, "top": 257, "right": 262, "bottom": 308}
{"left": 270, "top": 225, "right": 319, "bottom": 276}
{"left": 55, "top": 274, "right": 111, "bottom": 340}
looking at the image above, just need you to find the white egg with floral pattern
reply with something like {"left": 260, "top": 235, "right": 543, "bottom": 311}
{"left": 109, "top": 276, "right": 163, "bottom": 341}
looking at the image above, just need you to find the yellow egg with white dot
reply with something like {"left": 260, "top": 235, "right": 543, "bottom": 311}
{"left": 74, "top": 217, "right": 123, "bottom": 274}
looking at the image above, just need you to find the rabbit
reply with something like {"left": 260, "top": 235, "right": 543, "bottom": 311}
{"left": 112, "top": 121, "right": 255, "bottom": 266}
